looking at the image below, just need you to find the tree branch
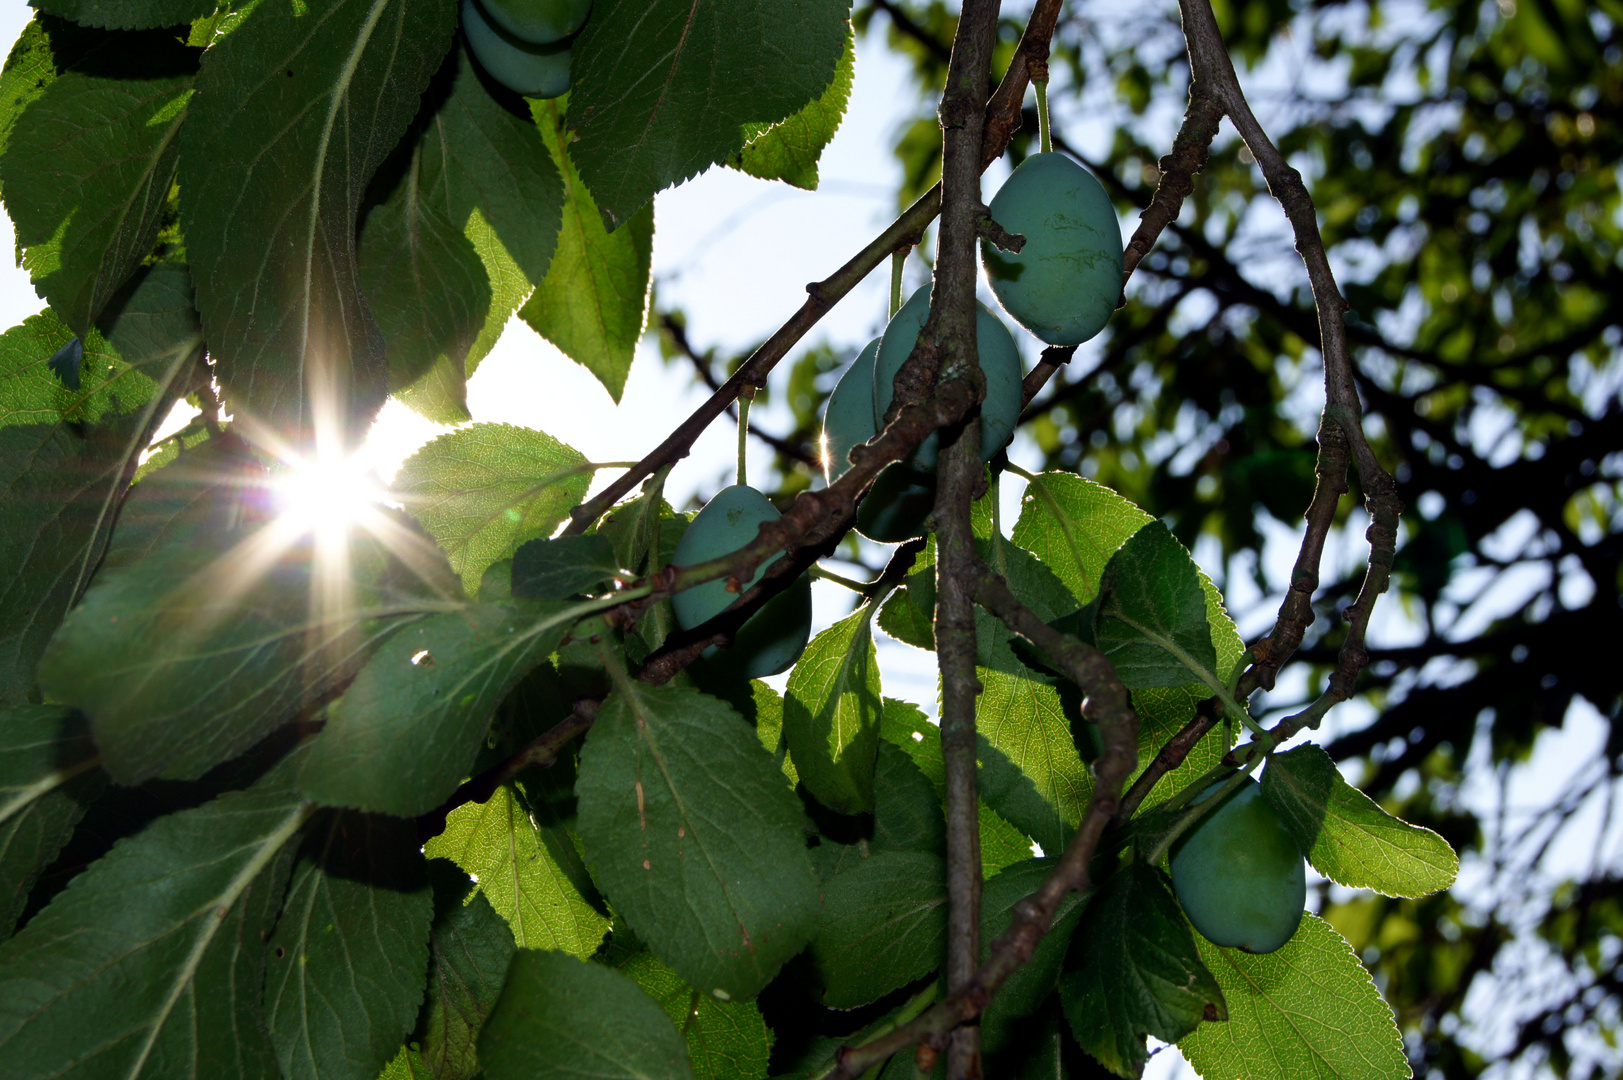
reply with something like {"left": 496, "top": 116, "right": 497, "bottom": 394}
{"left": 830, "top": 565, "right": 1139, "bottom": 1078}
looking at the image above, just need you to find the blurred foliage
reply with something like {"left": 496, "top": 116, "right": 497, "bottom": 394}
{"left": 653, "top": 0, "right": 1623, "bottom": 1074}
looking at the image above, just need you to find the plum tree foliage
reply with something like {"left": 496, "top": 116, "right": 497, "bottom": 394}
{"left": 11, "top": 0, "right": 1614, "bottom": 1077}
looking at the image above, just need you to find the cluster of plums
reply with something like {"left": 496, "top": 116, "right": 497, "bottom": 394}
{"left": 823, "top": 150, "right": 1124, "bottom": 541}
{"left": 461, "top": 0, "right": 588, "bottom": 98}
{"left": 1170, "top": 776, "right": 1306, "bottom": 953}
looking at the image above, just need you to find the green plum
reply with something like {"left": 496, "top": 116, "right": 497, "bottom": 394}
{"left": 981, "top": 152, "right": 1122, "bottom": 346}
{"left": 823, "top": 338, "right": 881, "bottom": 485}
{"left": 1169, "top": 776, "right": 1306, "bottom": 954}
{"left": 823, "top": 337, "right": 936, "bottom": 541}
{"left": 461, "top": 0, "right": 571, "bottom": 99}
{"left": 670, "top": 485, "right": 812, "bottom": 678}
{"left": 478, "top": 0, "right": 590, "bottom": 44}
{"left": 872, "top": 285, "right": 1024, "bottom": 469}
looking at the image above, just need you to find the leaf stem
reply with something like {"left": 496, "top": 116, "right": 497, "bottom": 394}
{"left": 1035, "top": 77, "right": 1052, "bottom": 154}
{"left": 890, "top": 247, "right": 908, "bottom": 317}
{"left": 736, "top": 392, "right": 751, "bottom": 488}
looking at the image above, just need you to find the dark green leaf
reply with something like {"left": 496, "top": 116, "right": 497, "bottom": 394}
{"left": 728, "top": 26, "right": 854, "bottom": 190}
{"left": 179, "top": 0, "right": 456, "bottom": 435}
{"left": 872, "top": 740, "right": 945, "bottom": 856}
{"left": 267, "top": 812, "right": 434, "bottom": 1080}
{"left": 1010, "top": 472, "right": 1153, "bottom": 605}
{"left": 1261, "top": 744, "right": 1458, "bottom": 898}
{"left": 0, "top": 787, "right": 310, "bottom": 1080}
{"left": 417, "top": 45, "right": 563, "bottom": 288}
{"left": 300, "top": 602, "right": 573, "bottom": 816}
{"left": 102, "top": 434, "right": 263, "bottom": 569}
{"left": 877, "top": 586, "right": 933, "bottom": 650}
{"left": 0, "top": 267, "right": 201, "bottom": 705}
{"left": 481, "top": 950, "right": 694, "bottom": 1080}
{"left": 395, "top": 422, "right": 594, "bottom": 595}
{"left": 566, "top": 0, "right": 849, "bottom": 228}
{"left": 1, "top": 42, "right": 194, "bottom": 334}
{"left": 39, "top": 515, "right": 456, "bottom": 784}
{"left": 784, "top": 606, "right": 883, "bottom": 815}
{"left": 31, "top": 1, "right": 217, "bottom": 30}
{"left": 521, "top": 99, "right": 653, "bottom": 402}
{"left": 1060, "top": 863, "right": 1224, "bottom": 1077}
{"left": 0, "top": 706, "right": 102, "bottom": 937}
{"left": 512, "top": 534, "right": 620, "bottom": 599}
{"left": 1092, "top": 522, "right": 1218, "bottom": 691}
{"left": 576, "top": 683, "right": 818, "bottom": 1000}
{"left": 1178, "top": 915, "right": 1409, "bottom": 1080}
{"left": 416, "top": 859, "right": 516, "bottom": 1080}
{"left": 425, "top": 782, "right": 610, "bottom": 956}
{"left": 811, "top": 850, "right": 946, "bottom": 1009}
{"left": 618, "top": 951, "right": 773, "bottom": 1080}
{"left": 980, "top": 858, "right": 1090, "bottom": 1056}
{"left": 359, "top": 147, "right": 489, "bottom": 424}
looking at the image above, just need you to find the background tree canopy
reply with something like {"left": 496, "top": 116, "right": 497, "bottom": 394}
{"left": 673, "top": 1, "right": 1621, "bottom": 1075}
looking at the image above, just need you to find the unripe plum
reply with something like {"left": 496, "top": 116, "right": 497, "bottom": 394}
{"left": 478, "top": 0, "right": 590, "bottom": 45}
{"left": 1169, "top": 777, "right": 1306, "bottom": 954}
{"left": 872, "top": 286, "right": 1023, "bottom": 469}
{"left": 823, "top": 337, "right": 937, "bottom": 542}
{"left": 670, "top": 485, "right": 812, "bottom": 678}
{"left": 981, "top": 153, "right": 1122, "bottom": 346}
{"left": 461, "top": 0, "right": 571, "bottom": 99}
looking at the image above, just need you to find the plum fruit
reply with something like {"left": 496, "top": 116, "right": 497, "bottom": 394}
{"left": 478, "top": 0, "right": 590, "bottom": 45}
{"left": 461, "top": 0, "right": 572, "bottom": 99}
{"left": 670, "top": 485, "right": 812, "bottom": 678}
{"left": 981, "top": 153, "right": 1122, "bottom": 346}
{"left": 1169, "top": 776, "right": 1306, "bottom": 954}
{"left": 823, "top": 337, "right": 937, "bottom": 542}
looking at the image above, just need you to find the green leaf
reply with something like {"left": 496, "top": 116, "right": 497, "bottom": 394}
{"left": 0, "top": 706, "right": 102, "bottom": 937}
{"left": 521, "top": 99, "right": 653, "bottom": 402}
{"left": 31, "top": 1, "right": 218, "bottom": 30}
{"left": 877, "top": 585, "right": 933, "bottom": 650}
{"left": 576, "top": 683, "right": 819, "bottom": 1000}
{"left": 878, "top": 697, "right": 1032, "bottom": 876}
{"left": 980, "top": 858, "right": 1090, "bottom": 1056}
{"left": 425, "top": 782, "right": 610, "bottom": 956}
{"left": 40, "top": 514, "right": 456, "bottom": 784}
{"left": 1092, "top": 522, "right": 1218, "bottom": 691}
{"left": 565, "top": 0, "right": 850, "bottom": 228}
{"left": 300, "top": 602, "right": 573, "bottom": 816}
{"left": 267, "top": 811, "right": 434, "bottom": 1080}
{"left": 359, "top": 146, "right": 489, "bottom": 424}
{"left": 101, "top": 434, "right": 259, "bottom": 569}
{"left": 1261, "top": 744, "right": 1459, "bottom": 898}
{"left": 784, "top": 605, "right": 883, "bottom": 815}
{"left": 618, "top": 951, "right": 773, "bottom": 1080}
{"left": 728, "top": 26, "right": 854, "bottom": 190}
{"left": 179, "top": 0, "right": 456, "bottom": 435}
{"left": 1178, "top": 915, "right": 1410, "bottom": 1080}
{"left": 1011, "top": 472, "right": 1154, "bottom": 605}
{"left": 872, "top": 739, "right": 945, "bottom": 856}
{"left": 976, "top": 668, "right": 1089, "bottom": 858}
{"left": 419, "top": 44, "right": 563, "bottom": 288}
{"left": 1060, "top": 863, "right": 1225, "bottom": 1077}
{"left": 395, "top": 422, "right": 594, "bottom": 595}
{"left": 417, "top": 859, "right": 517, "bottom": 1080}
{"left": 463, "top": 209, "right": 531, "bottom": 377}
{"left": 0, "top": 267, "right": 202, "bottom": 705}
{"left": 480, "top": 950, "right": 694, "bottom": 1080}
{"left": 512, "top": 534, "right": 620, "bottom": 599}
{"left": 810, "top": 850, "right": 946, "bottom": 1009}
{"left": 2, "top": 49, "right": 194, "bottom": 335}
{"left": 0, "top": 787, "right": 310, "bottom": 1080}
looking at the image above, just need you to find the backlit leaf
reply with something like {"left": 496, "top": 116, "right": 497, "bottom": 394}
{"left": 522, "top": 99, "right": 653, "bottom": 403}
{"left": 1262, "top": 744, "right": 1458, "bottom": 898}
{"left": 179, "top": 0, "right": 456, "bottom": 435}
{"left": 784, "top": 605, "right": 883, "bottom": 815}
{"left": 416, "top": 859, "right": 516, "bottom": 1080}
{"left": 729, "top": 25, "right": 854, "bottom": 190}
{"left": 32, "top": 1, "right": 217, "bottom": 30}
{"left": 1092, "top": 522, "right": 1218, "bottom": 691}
{"left": 618, "top": 951, "right": 772, "bottom": 1080}
{"left": 424, "top": 782, "right": 610, "bottom": 957}
{"left": 395, "top": 422, "right": 594, "bottom": 595}
{"left": 1179, "top": 915, "right": 1410, "bottom": 1080}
